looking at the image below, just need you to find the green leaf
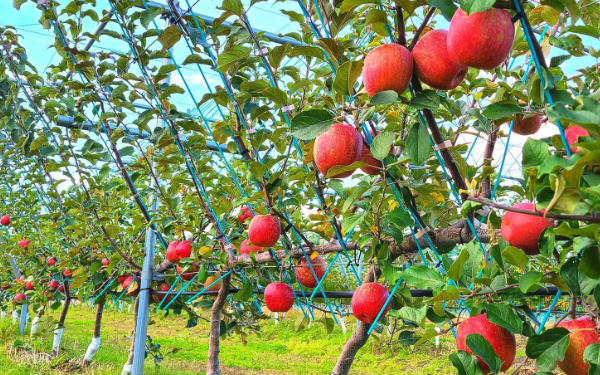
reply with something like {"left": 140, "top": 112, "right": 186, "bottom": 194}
{"left": 333, "top": 59, "right": 364, "bottom": 96}
{"left": 525, "top": 328, "right": 570, "bottom": 372}
{"left": 342, "top": 212, "right": 366, "bottom": 233}
{"left": 428, "top": 0, "right": 458, "bottom": 21}
{"left": 401, "top": 265, "right": 445, "bottom": 289}
{"left": 579, "top": 246, "right": 600, "bottom": 279}
{"left": 414, "top": 327, "right": 439, "bottom": 347}
{"left": 519, "top": 271, "right": 544, "bottom": 294}
{"left": 399, "top": 306, "right": 427, "bottom": 328}
{"left": 546, "top": 104, "right": 600, "bottom": 127}
{"left": 560, "top": 257, "right": 597, "bottom": 297}
{"left": 398, "top": 331, "right": 420, "bottom": 345}
{"left": 583, "top": 343, "right": 600, "bottom": 367}
{"left": 411, "top": 90, "right": 440, "bottom": 111}
{"left": 157, "top": 25, "right": 182, "bottom": 51}
{"left": 465, "top": 334, "right": 502, "bottom": 373}
{"left": 559, "top": 0, "right": 579, "bottom": 25}
{"left": 448, "top": 249, "right": 470, "bottom": 283}
{"left": 370, "top": 90, "right": 399, "bottom": 106}
{"left": 217, "top": 46, "right": 251, "bottom": 73}
{"left": 501, "top": 246, "right": 529, "bottom": 270}
{"left": 458, "top": 0, "right": 495, "bottom": 15}
{"left": 339, "top": 0, "right": 378, "bottom": 13}
{"left": 482, "top": 102, "right": 522, "bottom": 120}
{"left": 233, "top": 282, "right": 253, "bottom": 301}
{"left": 219, "top": 0, "right": 243, "bottom": 16}
{"left": 371, "top": 131, "right": 394, "bottom": 160}
{"left": 522, "top": 138, "right": 550, "bottom": 171}
{"left": 290, "top": 109, "right": 334, "bottom": 140}
{"left": 550, "top": 54, "right": 571, "bottom": 68}
{"left": 485, "top": 304, "right": 523, "bottom": 334}
{"left": 140, "top": 6, "right": 164, "bottom": 29}
{"left": 449, "top": 351, "right": 484, "bottom": 375}
{"left": 385, "top": 208, "right": 414, "bottom": 228}
{"left": 406, "top": 121, "right": 431, "bottom": 166}
{"left": 288, "top": 46, "right": 324, "bottom": 60}
{"left": 13, "top": 0, "right": 28, "bottom": 10}
{"left": 326, "top": 161, "right": 367, "bottom": 178}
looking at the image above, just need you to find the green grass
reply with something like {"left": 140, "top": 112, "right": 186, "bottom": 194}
{"left": 0, "top": 304, "right": 463, "bottom": 374}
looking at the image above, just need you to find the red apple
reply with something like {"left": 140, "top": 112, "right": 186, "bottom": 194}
{"left": 176, "top": 262, "right": 200, "bottom": 281}
{"left": 25, "top": 280, "right": 34, "bottom": 291}
{"left": 152, "top": 282, "right": 174, "bottom": 304}
{"left": 204, "top": 273, "right": 222, "bottom": 292}
{"left": 565, "top": 125, "right": 589, "bottom": 154}
{"left": 264, "top": 283, "right": 294, "bottom": 312}
{"left": 500, "top": 202, "right": 554, "bottom": 255}
{"left": 0, "top": 215, "right": 10, "bottom": 226}
{"left": 511, "top": 114, "right": 543, "bottom": 136}
{"left": 48, "top": 280, "right": 60, "bottom": 292}
{"left": 314, "top": 123, "right": 363, "bottom": 178}
{"left": 295, "top": 255, "right": 327, "bottom": 288}
{"left": 117, "top": 275, "right": 128, "bottom": 284}
{"left": 447, "top": 8, "right": 515, "bottom": 70}
{"left": 557, "top": 316, "right": 600, "bottom": 375}
{"left": 166, "top": 240, "right": 181, "bottom": 263}
{"left": 240, "top": 239, "right": 262, "bottom": 255}
{"left": 248, "top": 215, "right": 281, "bottom": 247}
{"left": 18, "top": 239, "right": 30, "bottom": 249}
{"left": 457, "top": 314, "right": 516, "bottom": 373}
{"left": 63, "top": 268, "right": 72, "bottom": 278}
{"left": 175, "top": 240, "right": 193, "bottom": 259}
{"left": 412, "top": 29, "right": 468, "bottom": 90}
{"left": 359, "top": 147, "right": 381, "bottom": 175}
{"left": 14, "top": 293, "right": 27, "bottom": 304}
{"left": 47, "top": 258, "right": 57, "bottom": 267}
{"left": 238, "top": 206, "right": 253, "bottom": 224}
{"left": 59, "top": 283, "right": 65, "bottom": 293}
{"left": 101, "top": 258, "right": 110, "bottom": 267}
{"left": 351, "top": 283, "right": 390, "bottom": 324}
{"left": 363, "top": 44, "right": 413, "bottom": 97}
{"left": 123, "top": 275, "right": 140, "bottom": 296}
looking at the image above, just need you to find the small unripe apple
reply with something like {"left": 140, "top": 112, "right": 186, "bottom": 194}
{"left": 25, "top": 280, "right": 34, "bottom": 291}
{"left": 557, "top": 315, "right": 600, "bottom": 375}
{"left": 48, "top": 280, "right": 60, "bottom": 292}
{"left": 63, "top": 268, "right": 72, "bottom": 278}
{"left": 447, "top": 8, "right": 515, "bottom": 70}
{"left": 500, "top": 202, "right": 554, "bottom": 255}
{"left": 264, "top": 283, "right": 294, "bottom": 312}
{"left": 176, "top": 262, "right": 200, "bottom": 281}
{"left": 175, "top": 240, "right": 193, "bottom": 259}
{"left": 237, "top": 206, "right": 253, "bottom": 224}
{"left": 166, "top": 240, "right": 181, "bottom": 263}
{"left": 240, "top": 239, "right": 262, "bottom": 255}
{"left": 0, "top": 215, "right": 10, "bottom": 226}
{"left": 412, "top": 29, "right": 468, "bottom": 90}
{"left": 565, "top": 125, "right": 589, "bottom": 154}
{"left": 18, "top": 239, "right": 30, "bottom": 249}
{"left": 511, "top": 114, "right": 543, "bottom": 136}
{"left": 359, "top": 147, "right": 381, "bottom": 175}
{"left": 457, "top": 314, "right": 516, "bottom": 373}
{"left": 47, "top": 258, "right": 57, "bottom": 267}
{"left": 295, "top": 255, "right": 327, "bottom": 288}
{"left": 248, "top": 215, "right": 281, "bottom": 247}
{"left": 14, "top": 293, "right": 27, "bottom": 304}
{"left": 204, "top": 273, "right": 222, "bottom": 292}
{"left": 351, "top": 283, "right": 390, "bottom": 324}
{"left": 363, "top": 44, "right": 413, "bottom": 97}
{"left": 314, "top": 123, "right": 363, "bottom": 178}
{"left": 152, "top": 282, "right": 174, "bottom": 304}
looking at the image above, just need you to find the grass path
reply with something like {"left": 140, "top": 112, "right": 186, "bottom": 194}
{"left": 0, "top": 304, "right": 462, "bottom": 374}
